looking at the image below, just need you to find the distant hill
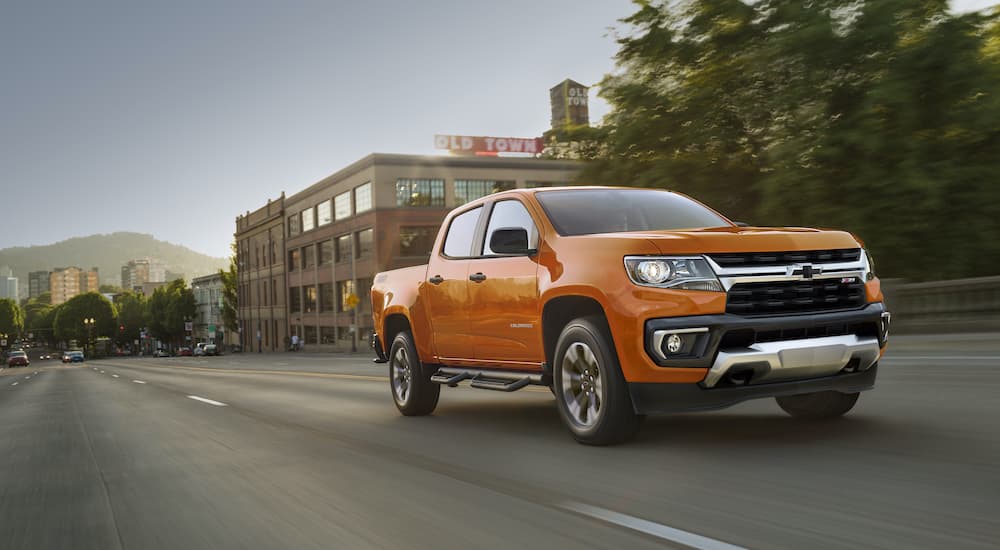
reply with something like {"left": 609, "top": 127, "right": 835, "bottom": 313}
{"left": 0, "top": 232, "right": 228, "bottom": 291}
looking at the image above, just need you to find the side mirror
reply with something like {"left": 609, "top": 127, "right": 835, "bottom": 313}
{"left": 489, "top": 227, "right": 533, "bottom": 255}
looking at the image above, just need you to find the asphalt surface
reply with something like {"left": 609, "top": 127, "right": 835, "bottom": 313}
{"left": 1, "top": 335, "right": 998, "bottom": 549}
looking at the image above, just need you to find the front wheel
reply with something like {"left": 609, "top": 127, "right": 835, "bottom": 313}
{"left": 775, "top": 391, "right": 859, "bottom": 420}
{"left": 388, "top": 331, "right": 439, "bottom": 416}
{"left": 553, "top": 317, "right": 642, "bottom": 445}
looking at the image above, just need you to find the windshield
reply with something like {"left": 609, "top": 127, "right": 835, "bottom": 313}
{"left": 535, "top": 189, "right": 730, "bottom": 236}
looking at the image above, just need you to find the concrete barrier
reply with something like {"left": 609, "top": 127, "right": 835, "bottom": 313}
{"left": 881, "top": 276, "right": 1000, "bottom": 334}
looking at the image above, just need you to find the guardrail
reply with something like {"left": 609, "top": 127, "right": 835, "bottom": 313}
{"left": 881, "top": 276, "right": 1000, "bottom": 333}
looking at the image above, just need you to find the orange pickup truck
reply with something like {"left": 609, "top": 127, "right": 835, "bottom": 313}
{"left": 371, "top": 187, "right": 890, "bottom": 445}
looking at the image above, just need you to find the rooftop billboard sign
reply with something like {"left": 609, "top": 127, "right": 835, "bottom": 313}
{"left": 434, "top": 135, "right": 544, "bottom": 156}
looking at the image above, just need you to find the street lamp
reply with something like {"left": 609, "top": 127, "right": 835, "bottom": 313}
{"left": 83, "top": 318, "right": 95, "bottom": 357}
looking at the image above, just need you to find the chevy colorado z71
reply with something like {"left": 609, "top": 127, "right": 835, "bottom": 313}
{"left": 371, "top": 187, "right": 890, "bottom": 445}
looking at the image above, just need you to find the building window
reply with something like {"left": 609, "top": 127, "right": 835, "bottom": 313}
{"left": 289, "top": 286, "right": 301, "bottom": 313}
{"left": 288, "top": 213, "right": 301, "bottom": 237}
{"left": 396, "top": 178, "right": 444, "bottom": 207}
{"left": 336, "top": 234, "right": 352, "bottom": 263}
{"left": 319, "top": 283, "right": 334, "bottom": 312}
{"left": 303, "top": 285, "right": 317, "bottom": 313}
{"left": 263, "top": 280, "right": 268, "bottom": 306}
{"left": 335, "top": 191, "right": 352, "bottom": 220}
{"left": 443, "top": 207, "right": 483, "bottom": 257}
{"left": 304, "top": 325, "right": 318, "bottom": 345}
{"left": 318, "top": 240, "right": 334, "bottom": 265}
{"left": 317, "top": 200, "right": 332, "bottom": 226}
{"left": 337, "top": 280, "right": 355, "bottom": 312}
{"left": 454, "top": 180, "right": 515, "bottom": 205}
{"left": 288, "top": 249, "right": 300, "bottom": 271}
{"left": 355, "top": 228, "right": 374, "bottom": 259}
{"left": 272, "top": 278, "right": 278, "bottom": 304}
{"left": 337, "top": 326, "right": 354, "bottom": 343}
{"left": 303, "top": 244, "right": 315, "bottom": 269}
{"left": 399, "top": 226, "right": 437, "bottom": 257}
{"left": 355, "top": 182, "right": 372, "bottom": 213}
{"left": 321, "top": 326, "right": 336, "bottom": 344}
{"left": 301, "top": 207, "right": 315, "bottom": 232}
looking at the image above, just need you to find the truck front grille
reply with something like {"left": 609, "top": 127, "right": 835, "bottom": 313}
{"left": 726, "top": 279, "right": 866, "bottom": 316}
{"left": 709, "top": 248, "right": 861, "bottom": 268}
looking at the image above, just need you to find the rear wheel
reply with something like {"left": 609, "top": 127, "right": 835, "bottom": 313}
{"left": 553, "top": 317, "right": 642, "bottom": 445}
{"left": 388, "top": 331, "right": 439, "bottom": 416}
{"left": 775, "top": 391, "right": 859, "bottom": 420}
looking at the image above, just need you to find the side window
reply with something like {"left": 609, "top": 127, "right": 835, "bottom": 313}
{"left": 484, "top": 200, "right": 538, "bottom": 255}
{"left": 442, "top": 206, "right": 483, "bottom": 257}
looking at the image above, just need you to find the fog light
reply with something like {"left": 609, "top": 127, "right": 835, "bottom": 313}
{"left": 666, "top": 334, "right": 683, "bottom": 354}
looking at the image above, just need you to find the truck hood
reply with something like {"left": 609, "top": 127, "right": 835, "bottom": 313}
{"left": 591, "top": 226, "right": 861, "bottom": 255}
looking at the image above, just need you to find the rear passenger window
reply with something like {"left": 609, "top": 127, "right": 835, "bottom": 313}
{"left": 442, "top": 206, "right": 483, "bottom": 257}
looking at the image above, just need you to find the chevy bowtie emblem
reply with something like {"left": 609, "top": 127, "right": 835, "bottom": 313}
{"left": 787, "top": 263, "right": 822, "bottom": 279}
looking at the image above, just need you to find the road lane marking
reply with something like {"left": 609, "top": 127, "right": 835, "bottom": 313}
{"left": 112, "top": 374, "right": 120, "bottom": 378}
{"left": 187, "top": 395, "right": 227, "bottom": 407}
{"left": 132, "top": 380, "right": 146, "bottom": 384}
{"left": 11, "top": 382, "right": 18, "bottom": 386}
{"left": 561, "top": 502, "right": 746, "bottom": 550}
{"left": 25, "top": 376, "right": 31, "bottom": 379}
{"left": 100, "top": 371, "right": 105, "bottom": 374}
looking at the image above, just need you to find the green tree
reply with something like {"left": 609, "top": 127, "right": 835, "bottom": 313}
{"left": 219, "top": 242, "right": 238, "bottom": 334}
{"left": 582, "top": 0, "right": 1000, "bottom": 280}
{"left": 0, "top": 298, "right": 24, "bottom": 339}
{"left": 53, "top": 293, "right": 117, "bottom": 348}
{"left": 146, "top": 279, "right": 195, "bottom": 346}
{"left": 32, "top": 304, "right": 60, "bottom": 347}
{"left": 115, "top": 291, "right": 147, "bottom": 345}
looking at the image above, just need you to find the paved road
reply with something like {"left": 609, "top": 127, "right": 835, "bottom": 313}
{"left": 1, "top": 336, "right": 997, "bottom": 549}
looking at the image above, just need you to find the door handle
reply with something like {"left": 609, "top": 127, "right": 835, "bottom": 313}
{"left": 469, "top": 272, "right": 487, "bottom": 283}
{"left": 429, "top": 275, "right": 444, "bottom": 285}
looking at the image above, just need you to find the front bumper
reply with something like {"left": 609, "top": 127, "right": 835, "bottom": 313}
{"left": 629, "top": 365, "right": 878, "bottom": 414}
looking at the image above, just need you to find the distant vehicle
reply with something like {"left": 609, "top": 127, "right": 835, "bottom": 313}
{"left": 203, "top": 344, "right": 218, "bottom": 356}
{"left": 63, "top": 351, "right": 84, "bottom": 363}
{"left": 7, "top": 350, "right": 29, "bottom": 367}
{"left": 153, "top": 349, "right": 170, "bottom": 358}
{"left": 178, "top": 347, "right": 193, "bottom": 357}
{"left": 193, "top": 343, "right": 206, "bottom": 356}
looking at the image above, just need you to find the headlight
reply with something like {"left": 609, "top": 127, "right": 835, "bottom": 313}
{"left": 863, "top": 249, "right": 876, "bottom": 281}
{"left": 624, "top": 256, "right": 723, "bottom": 291}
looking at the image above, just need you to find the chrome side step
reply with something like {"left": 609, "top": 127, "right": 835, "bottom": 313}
{"left": 431, "top": 367, "right": 545, "bottom": 392}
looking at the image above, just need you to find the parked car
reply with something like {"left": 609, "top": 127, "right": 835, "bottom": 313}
{"left": 7, "top": 350, "right": 30, "bottom": 367}
{"left": 153, "top": 348, "right": 170, "bottom": 357}
{"left": 371, "top": 186, "right": 890, "bottom": 445}
{"left": 62, "top": 351, "right": 84, "bottom": 363}
{"left": 203, "top": 344, "right": 218, "bottom": 356}
{"left": 178, "top": 347, "right": 193, "bottom": 357}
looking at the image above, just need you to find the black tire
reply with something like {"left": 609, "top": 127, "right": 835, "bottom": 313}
{"left": 775, "top": 391, "right": 859, "bottom": 420}
{"left": 388, "top": 331, "right": 439, "bottom": 416}
{"left": 553, "top": 316, "right": 642, "bottom": 445}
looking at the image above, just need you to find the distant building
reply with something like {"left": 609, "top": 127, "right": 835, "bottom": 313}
{"left": 235, "top": 153, "right": 580, "bottom": 353}
{"left": 121, "top": 258, "right": 167, "bottom": 290}
{"left": 0, "top": 266, "right": 17, "bottom": 301}
{"left": 550, "top": 78, "right": 590, "bottom": 128}
{"left": 28, "top": 271, "right": 51, "bottom": 299}
{"left": 50, "top": 266, "right": 100, "bottom": 305}
{"left": 192, "top": 272, "right": 234, "bottom": 346}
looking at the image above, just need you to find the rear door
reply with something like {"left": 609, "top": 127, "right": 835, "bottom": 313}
{"left": 422, "top": 205, "right": 483, "bottom": 362}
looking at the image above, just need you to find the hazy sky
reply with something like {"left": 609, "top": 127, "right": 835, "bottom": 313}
{"left": 2, "top": 0, "right": 995, "bottom": 259}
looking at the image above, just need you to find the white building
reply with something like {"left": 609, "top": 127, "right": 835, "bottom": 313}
{"left": 0, "top": 266, "right": 18, "bottom": 301}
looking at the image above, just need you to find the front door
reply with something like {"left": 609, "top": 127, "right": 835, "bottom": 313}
{"left": 468, "top": 199, "right": 544, "bottom": 367}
